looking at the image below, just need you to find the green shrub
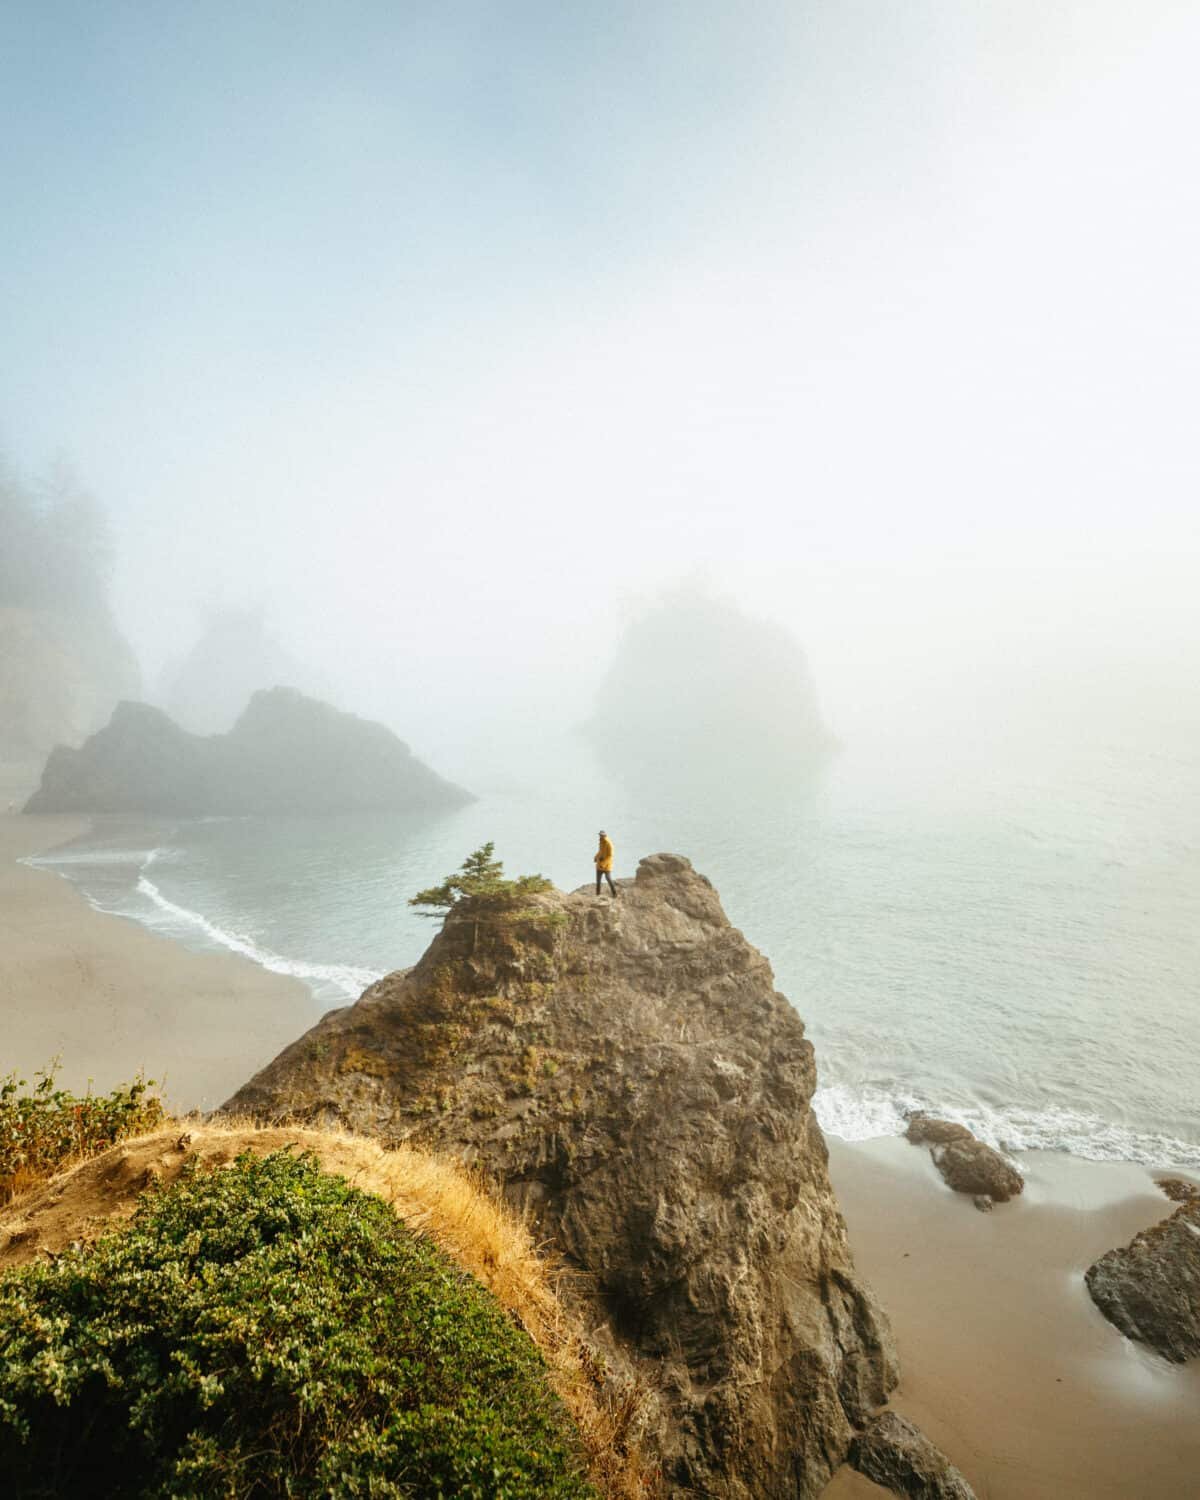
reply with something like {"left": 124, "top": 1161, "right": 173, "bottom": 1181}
{"left": 0, "top": 1067, "right": 164, "bottom": 1204}
{"left": 0, "top": 1150, "right": 596, "bottom": 1499}
{"left": 410, "top": 843, "right": 553, "bottom": 921}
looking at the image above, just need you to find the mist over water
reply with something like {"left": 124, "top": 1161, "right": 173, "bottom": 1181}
{"left": 4, "top": 5, "right": 1199, "bottom": 1167}
{"left": 32, "top": 646, "right": 1200, "bottom": 1168}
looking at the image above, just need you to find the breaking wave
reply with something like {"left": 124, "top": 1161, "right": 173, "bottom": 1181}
{"left": 813, "top": 1082, "right": 1200, "bottom": 1170}
{"left": 135, "top": 867, "right": 383, "bottom": 1005}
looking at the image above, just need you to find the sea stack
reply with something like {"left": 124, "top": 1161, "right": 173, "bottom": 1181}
{"left": 588, "top": 590, "right": 836, "bottom": 783}
{"left": 225, "top": 852, "right": 928, "bottom": 1498}
{"left": 24, "top": 688, "right": 472, "bottom": 816}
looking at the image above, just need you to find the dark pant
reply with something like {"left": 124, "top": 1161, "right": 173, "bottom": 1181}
{"left": 596, "top": 869, "right": 617, "bottom": 896}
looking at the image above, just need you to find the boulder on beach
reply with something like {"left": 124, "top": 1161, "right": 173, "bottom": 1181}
{"left": 1085, "top": 1198, "right": 1200, "bottom": 1364}
{"left": 1155, "top": 1177, "right": 1200, "bottom": 1204}
{"left": 225, "top": 851, "right": 905, "bottom": 1498}
{"left": 850, "top": 1411, "right": 978, "bottom": 1500}
{"left": 905, "top": 1114, "right": 1024, "bottom": 1206}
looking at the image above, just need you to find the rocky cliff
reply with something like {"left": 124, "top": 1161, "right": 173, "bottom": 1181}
{"left": 24, "top": 688, "right": 472, "bottom": 815}
{"left": 225, "top": 853, "right": 900, "bottom": 1498}
{"left": 0, "top": 605, "right": 140, "bottom": 763}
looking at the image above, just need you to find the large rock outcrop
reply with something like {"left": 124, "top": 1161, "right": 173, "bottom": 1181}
{"left": 1085, "top": 1198, "right": 1200, "bottom": 1363}
{"left": 25, "top": 688, "right": 471, "bottom": 815}
{"left": 588, "top": 590, "right": 836, "bottom": 786}
{"left": 225, "top": 853, "right": 899, "bottom": 1498}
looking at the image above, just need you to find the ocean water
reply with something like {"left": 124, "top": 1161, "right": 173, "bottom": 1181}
{"left": 26, "top": 679, "right": 1200, "bottom": 1169}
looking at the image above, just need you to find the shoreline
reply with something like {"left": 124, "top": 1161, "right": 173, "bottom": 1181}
{"left": 0, "top": 812, "right": 317, "bottom": 1113}
{"left": 11, "top": 762, "right": 1196, "bottom": 1176}
{"left": 824, "top": 1136, "right": 1200, "bottom": 1499}
{"left": 3, "top": 805, "right": 1198, "bottom": 1495}
{"left": 8, "top": 807, "right": 1199, "bottom": 1173}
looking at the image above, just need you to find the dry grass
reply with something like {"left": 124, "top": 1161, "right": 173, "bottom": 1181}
{"left": 0, "top": 1164, "right": 48, "bottom": 1206}
{"left": 0, "top": 1119, "right": 661, "bottom": 1499}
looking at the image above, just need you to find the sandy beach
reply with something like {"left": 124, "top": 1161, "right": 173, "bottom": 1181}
{"left": 0, "top": 810, "right": 316, "bottom": 1112}
{"left": 823, "top": 1137, "right": 1200, "bottom": 1499}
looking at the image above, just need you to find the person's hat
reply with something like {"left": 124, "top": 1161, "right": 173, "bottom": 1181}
{"left": 599, "top": 829, "right": 607, "bottom": 835}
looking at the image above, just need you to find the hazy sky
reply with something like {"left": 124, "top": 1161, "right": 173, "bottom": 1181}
{"left": 3, "top": 2, "right": 1198, "bottom": 752}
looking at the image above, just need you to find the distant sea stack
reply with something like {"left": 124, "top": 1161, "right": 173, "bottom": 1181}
{"left": 24, "top": 688, "right": 472, "bottom": 815}
{"left": 224, "top": 853, "right": 913, "bottom": 1498}
{"left": 590, "top": 590, "right": 835, "bottom": 781}
{"left": 159, "top": 608, "right": 316, "bottom": 735}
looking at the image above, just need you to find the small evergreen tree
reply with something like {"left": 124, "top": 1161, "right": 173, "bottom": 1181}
{"left": 410, "top": 843, "right": 552, "bottom": 919}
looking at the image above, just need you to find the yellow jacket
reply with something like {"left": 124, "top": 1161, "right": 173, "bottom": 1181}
{"left": 595, "top": 835, "right": 614, "bottom": 872}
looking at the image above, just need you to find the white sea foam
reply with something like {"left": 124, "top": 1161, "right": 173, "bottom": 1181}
{"left": 972, "top": 1101, "right": 1200, "bottom": 1171}
{"left": 813, "top": 1084, "right": 1200, "bottom": 1169}
{"left": 27, "top": 793, "right": 1199, "bottom": 1173}
{"left": 135, "top": 872, "right": 383, "bottom": 1003}
{"left": 23, "top": 846, "right": 162, "bottom": 869}
{"left": 811, "top": 1084, "right": 915, "bottom": 1141}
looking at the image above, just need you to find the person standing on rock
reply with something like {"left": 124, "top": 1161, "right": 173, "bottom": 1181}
{"left": 594, "top": 830, "right": 618, "bottom": 897}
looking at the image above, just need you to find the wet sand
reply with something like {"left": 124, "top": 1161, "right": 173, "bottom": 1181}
{"left": 822, "top": 1136, "right": 1200, "bottom": 1498}
{"left": 0, "top": 812, "right": 316, "bottom": 1112}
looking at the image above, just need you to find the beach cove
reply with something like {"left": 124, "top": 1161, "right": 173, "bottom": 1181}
{"left": 0, "top": 809, "right": 312, "bottom": 1112}
{"left": 3, "top": 807, "right": 1198, "bottom": 1496}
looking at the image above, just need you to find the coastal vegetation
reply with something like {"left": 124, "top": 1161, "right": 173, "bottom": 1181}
{"left": 0, "top": 459, "right": 139, "bottom": 762}
{"left": 0, "top": 1149, "right": 596, "bottom": 1497}
{"left": 0, "top": 461, "right": 114, "bottom": 636}
{"left": 0, "top": 1067, "right": 163, "bottom": 1206}
{"left": 0, "top": 1119, "right": 656, "bottom": 1498}
{"left": 410, "top": 842, "right": 553, "bottom": 919}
